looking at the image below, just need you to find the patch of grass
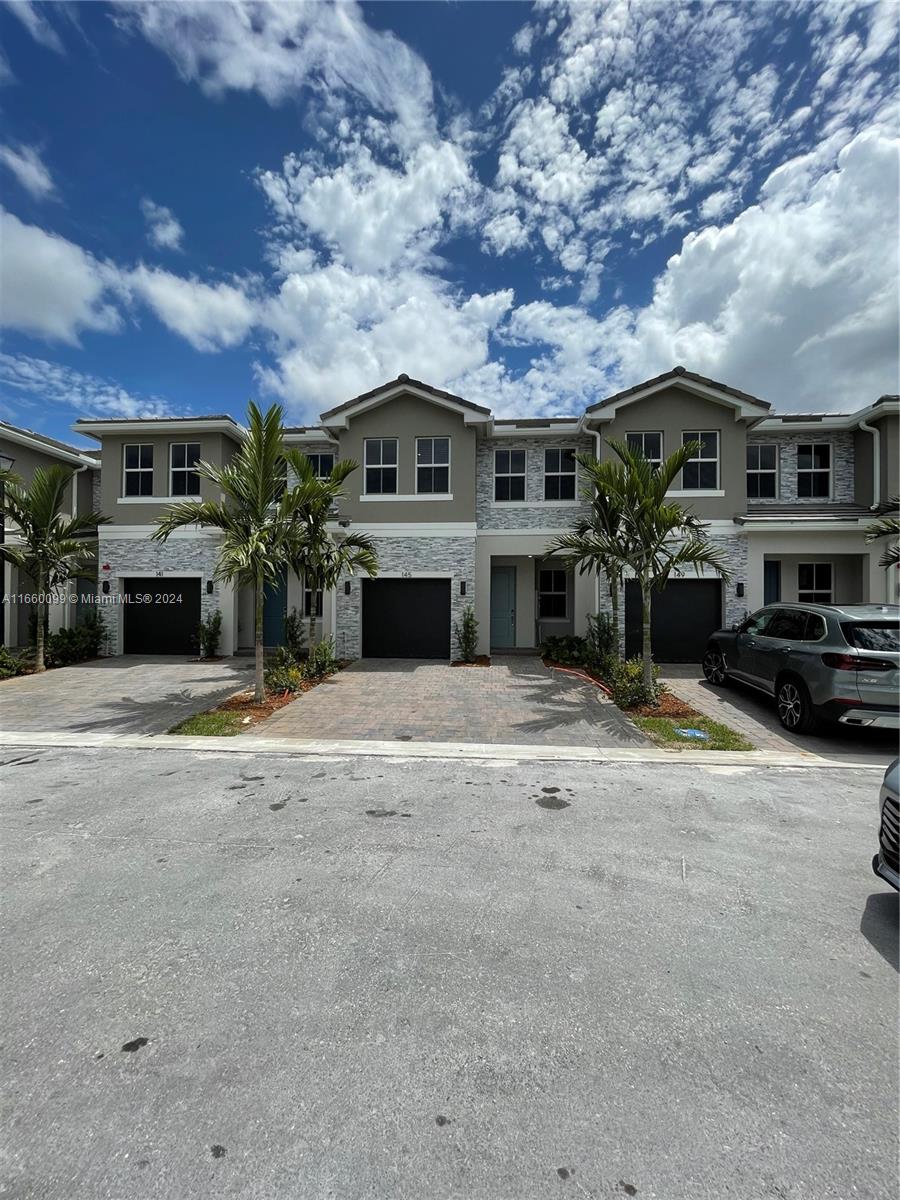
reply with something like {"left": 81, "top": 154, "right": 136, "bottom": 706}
{"left": 168, "top": 710, "right": 245, "bottom": 737}
{"left": 631, "top": 714, "right": 753, "bottom": 752}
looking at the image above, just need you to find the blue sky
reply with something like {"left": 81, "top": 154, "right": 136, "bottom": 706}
{"left": 0, "top": 0, "right": 897, "bottom": 446}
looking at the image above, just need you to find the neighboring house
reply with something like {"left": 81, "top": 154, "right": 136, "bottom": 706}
{"left": 0, "top": 421, "right": 101, "bottom": 649}
{"left": 65, "top": 368, "right": 898, "bottom": 663}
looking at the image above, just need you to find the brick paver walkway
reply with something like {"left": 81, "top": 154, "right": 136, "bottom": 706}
{"left": 252, "top": 655, "right": 649, "bottom": 748}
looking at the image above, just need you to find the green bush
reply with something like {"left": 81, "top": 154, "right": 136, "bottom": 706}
{"left": 303, "top": 636, "right": 339, "bottom": 680}
{"left": 0, "top": 646, "right": 27, "bottom": 679}
{"left": 44, "top": 611, "right": 105, "bottom": 667}
{"left": 264, "top": 647, "right": 304, "bottom": 694}
{"left": 541, "top": 633, "right": 588, "bottom": 666}
{"left": 284, "top": 606, "right": 306, "bottom": 661}
{"left": 606, "top": 657, "right": 660, "bottom": 709}
{"left": 585, "top": 612, "right": 616, "bottom": 669}
{"left": 453, "top": 604, "right": 479, "bottom": 662}
{"left": 198, "top": 609, "right": 223, "bottom": 658}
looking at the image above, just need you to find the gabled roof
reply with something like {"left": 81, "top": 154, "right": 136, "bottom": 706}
{"left": 586, "top": 365, "right": 771, "bottom": 419}
{"left": 320, "top": 374, "right": 491, "bottom": 427}
{"left": 0, "top": 419, "right": 97, "bottom": 466}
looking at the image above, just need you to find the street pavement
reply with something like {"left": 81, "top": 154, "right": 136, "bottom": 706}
{"left": 2, "top": 746, "right": 897, "bottom": 1200}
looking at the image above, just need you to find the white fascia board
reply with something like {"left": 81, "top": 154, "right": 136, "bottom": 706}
{"left": 348, "top": 522, "right": 476, "bottom": 537}
{"left": 73, "top": 419, "right": 246, "bottom": 441}
{"left": 488, "top": 423, "right": 583, "bottom": 438}
{"left": 283, "top": 430, "right": 339, "bottom": 445}
{"left": 321, "top": 385, "right": 491, "bottom": 429}
{"left": 99, "top": 525, "right": 222, "bottom": 540}
{"left": 1, "top": 426, "right": 92, "bottom": 466}
{"left": 740, "top": 519, "right": 867, "bottom": 533}
{"left": 585, "top": 378, "right": 768, "bottom": 423}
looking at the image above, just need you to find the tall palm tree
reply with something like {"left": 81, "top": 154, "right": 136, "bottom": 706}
{"left": 864, "top": 499, "right": 900, "bottom": 567}
{"left": 283, "top": 451, "right": 378, "bottom": 649}
{"left": 606, "top": 438, "right": 732, "bottom": 689}
{"left": 0, "top": 464, "right": 109, "bottom": 672}
{"left": 546, "top": 453, "right": 630, "bottom": 656}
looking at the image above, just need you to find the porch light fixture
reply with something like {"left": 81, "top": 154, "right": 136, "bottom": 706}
{"left": 206, "top": 580, "right": 214, "bottom": 595}
{"left": 460, "top": 581, "right": 466, "bottom": 596}
{"left": 736, "top": 582, "right": 745, "bottom": 597}
{"left": 344, "top": 581, "right": 351, "bottom": 595}
{"left": 102, "top": 581, "right": 110, "bottom": 595}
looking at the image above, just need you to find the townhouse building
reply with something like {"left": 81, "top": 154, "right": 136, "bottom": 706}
{"left": 2, "top": 368, "right": 897, "bottom": 662}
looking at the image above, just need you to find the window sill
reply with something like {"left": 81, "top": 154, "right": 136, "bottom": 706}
{"left": 490, "top": 499, "right": 580, "bottom": 508}
{"left": 667, "top": 489, "right": 725, "bottom": 498}
{"left": 117, "top": 495, "right": 199, "bottom": 504}
{"left": 359, "top": 493, "right": 453, "bottom": 502}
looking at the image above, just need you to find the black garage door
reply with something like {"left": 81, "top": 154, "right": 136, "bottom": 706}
{"left": 625, "top": 579, "right": 722, "bottom": 662}
{"left": 362, "top": 578, "right": 451, "bottom": 658}
{"left": 123, "top": 577, "right": 201, "bottom": 655}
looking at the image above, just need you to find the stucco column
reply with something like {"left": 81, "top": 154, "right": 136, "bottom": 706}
{"left": 218, "top": 577, "right": 237, "bottom": 656}
{"left": 573, "top": 567, "right": 594, "bottom": 637}
{"left": 745, "top": 537, "right": 766, "bottom": 612}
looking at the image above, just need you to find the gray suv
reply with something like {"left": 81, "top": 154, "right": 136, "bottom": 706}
{"left": 702, "top": 603, "right": 899, "bottom": 735}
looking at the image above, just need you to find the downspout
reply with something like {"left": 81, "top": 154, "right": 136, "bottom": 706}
{"left": 858, "top": 418, "right": 881, "bottom": 510}
{"left": 593, "top": 426, "right": 602, "bottom": 618}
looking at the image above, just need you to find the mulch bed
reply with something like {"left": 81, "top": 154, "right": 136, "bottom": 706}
{"left": 451, "top": 655, "right": 491, "bottom": 667}
{"left": 625, "top": 691, "right": 699, "bottom": 719}
{"left": 208, "top": 660, "right": 352, "bottom": 728}
{"left": 543, "top": 658, "right": 611, "bottom": 692}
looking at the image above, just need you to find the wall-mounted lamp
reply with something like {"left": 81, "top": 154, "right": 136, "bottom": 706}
{"left": 101, "top": 580, "right": 110, "bottom": 595}
{"left": 736, "top": 582, "right": 745, "bottom": 598}
{"left": 206, "top": 580, "right": 214, "bottom": 595}
{"left": 344, "top": 581, "right": 351, "bottom": 595}
{"left": 460, "top": 581, "right": 467, "bottom": 596}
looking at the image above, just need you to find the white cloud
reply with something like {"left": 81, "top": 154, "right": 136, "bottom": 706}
{"left": 0, "top": 142, "right": 55, "bottom": 199}
{"left": 140, "top": 197, "right": 184, "bottom": 251}
{"left": 4, "top": 0, "right": 65, "bottom": 54}
{"left": 0, "top": 351, "right": 173, "bottom": 419}
{"left": 128, "top": 264, "right": 256, "bottom": 352}
{"left": 0, "top": 209, "right": 121, "bottom": 343}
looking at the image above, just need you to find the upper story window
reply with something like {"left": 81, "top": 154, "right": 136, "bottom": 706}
{"left": 681, "top": 431, "right": 719, "bottom": 489}
{"left": 544, "top": 448, "right": 576, "bottom": 500}
{"left": 170, "top": 443, "right": 201, "bottom": 496}
{"left": 538, "top": 569, "right": 567, "bottom": 619}
{"left": 364, "top": 438, "right": 398, "bottom": 494}
{"left": 798, "top": 562, "right": 832, "bottom": 603}
{"left": 626, "top": 431, "right": 662, "bottom": 470}
{"left": 305, "top": 452, "right": 334, "bottom": 479}
{"left": 747, "top": 443, "right": 777, "bottom": 499}
{"left": 494, "top": 449, "right": 526, "bottom": 501}
{"left": 123, "top": 444, "right": 153, "bottom": 497}
{"left": 797, "top": 443, "right": 831, "bottom": 498}
{"left": 416, "top": 437, "right": 450, "bottom": 494}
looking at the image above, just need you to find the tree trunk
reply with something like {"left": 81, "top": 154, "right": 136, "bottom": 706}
{"left": 640, "top": 578, "right": 653, "bottom": 690}
{"left": 609, "top": 572, "right": 621, "bottom": 660}
{"left": 254, "top": 574, "right": 265, "bottom": 703}
{"left": 35, "top": 564, "right": 47, "bottom": 673}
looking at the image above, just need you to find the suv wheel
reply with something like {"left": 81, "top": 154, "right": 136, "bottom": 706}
{"left": 776, "top": 677, "right": 819, "bottom": 735}
{"left": 702, "top": 648, "right": 729, "bottom": 686}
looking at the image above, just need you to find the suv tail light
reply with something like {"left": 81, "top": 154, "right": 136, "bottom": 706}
{"left": 822, "top": 653, "right": 895, "bottom": 672}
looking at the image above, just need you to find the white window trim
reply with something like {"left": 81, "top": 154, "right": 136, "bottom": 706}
{"left": 489, "top": 499, "right": 580, "bottom": 508}
{"left": 493, "top": 447, "right": 527, "bottom": 503}
{"left": 537, "top": 567, "right": 568, "bottom": 620}
{"left": 625, "top": 431, "right": 663, "bottom": 469}
{"left": 681, "top": 430, "right": 720, "bottom": 491}
{"left": 543, "top": 447, "right": 578, "bottom": 501}
{"left": 746, "top": 442, "right": 779, "bottom": 500}
{"left": 169, "top": 441, "right": 202, "bottom": 498}
{"left": 122, "top": 443, "right": 153, "bottom": 498}
{"left": 363, "top": 437, "right": 399, "bottom": 496}
{"left": 797, "top": 561, "right": 833, "bottom": 603}
{"left": 796, "top": 442, "right": 832, "bottom": 499}
{"left": 359, "top": 493, "right": 453, "bottom": 502}
{"left": 305, "top": 451, "right": 335, "bottom": 480}
{"left": 415, "top": 436, "right": 452, "bottom": 496}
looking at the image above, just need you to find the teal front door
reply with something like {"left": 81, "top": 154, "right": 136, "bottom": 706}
{"left": 490, "top": 565, "right": 516, "bottom": 649}
{"left": 263, "top": 570, "right": 287, "bottom": 645}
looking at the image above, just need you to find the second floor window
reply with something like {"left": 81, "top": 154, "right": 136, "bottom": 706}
{"left": 681, "top": 431, "right": 719, "bottom": 489}
{"left": 305, "top": 453, "right": 334, "bottom": 479}
{"left": 364, "top": 438, "right": 397, "bottom": 494}
{"left": 797, "top": 443, "right": 830, "bottom": 497}
{"left": 416, "top": 437, "right": 450, "bottom": 493}
{"left": 626, "top": 431, "right": 662, "bottom": 470}
{"left": 747, "top": 443, "right": 777, "bottom": 499}
{"left": 170, "top": 443, "right": 201, "bottom": 496}
{"left": 544, "top": 448, "right": 576, "bottom": 499}
{"left": 123, "top": 444, "right": 153, "bottom": 496}
{"left": 494, "top": 448, "right": 526, "bottom": 501}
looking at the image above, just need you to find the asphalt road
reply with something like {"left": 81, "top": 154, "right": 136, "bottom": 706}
{"left": 2, "top": 747, "right": 897, "bottom": 1200}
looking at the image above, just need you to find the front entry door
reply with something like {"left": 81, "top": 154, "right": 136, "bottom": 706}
{"left": 263, "top": 570, "right": 287, "bottom": 646}
{"left": 490, "top": 565, "right": 516, "bottom": 649}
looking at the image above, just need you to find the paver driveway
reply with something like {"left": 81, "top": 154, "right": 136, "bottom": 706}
{"left": 0, "top": 656, "right": 255, "bottom": 736}
{"left": 253, "top": 655, "right": 647, "bottom": 747}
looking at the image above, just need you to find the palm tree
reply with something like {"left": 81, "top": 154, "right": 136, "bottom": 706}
{"left": 0, "top": 464, "right": 109, "bottom": 672}
{"left": 605, "top": 438, "right": 732, "bottom": 690}
{"left": 546, "top": 453, "right": 630, "bottom": 656}
{"left": 864, "top": 499, "right": 900, "bottom": 567}
{"left": 283, "top": 451, "right": 378, "bottom": 649}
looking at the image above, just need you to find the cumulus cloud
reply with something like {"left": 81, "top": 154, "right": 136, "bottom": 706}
{"left": 0, "top": 351, "right": 173, "bottom": 419}
{"left": 0, "top": 209, "right": 122, "bottom": 343}
{"left": 0, "top": 142, "right": 55, "bottom": 199}
{"left": 140, "top": 197, "right": 184, "bottom": 251}
{"left": 127, "top": 265, "right": 257, "bottom": 352}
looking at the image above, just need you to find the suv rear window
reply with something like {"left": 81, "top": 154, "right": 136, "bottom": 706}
{"left": 842, "top": 623, "right": 900, "bottom": 652}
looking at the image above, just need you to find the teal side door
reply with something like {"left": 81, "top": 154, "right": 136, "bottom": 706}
{"left": 490, "top": 565, "right": 516, "bottom": 649}
{"left": 263, "top": 570, "right": 287, "bottom": 645}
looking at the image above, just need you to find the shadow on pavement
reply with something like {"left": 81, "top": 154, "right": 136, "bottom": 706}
{"left": 860, "top": 889, "right": 899, "bottom": 972}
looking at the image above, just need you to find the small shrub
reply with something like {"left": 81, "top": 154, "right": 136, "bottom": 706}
{"left": 198, "top": 609, "right": 223, "bottom": 658}
{"left": 453, "top": 604, "right": 479, "bottom": 662}
{"left": 606, "top": 657, "right": 660, "bottom": 709}
{"left": 284, "top": 607, "right": 306, "bottom": 661}
{"left": 264, "top": 647, "right": 303, "bottom": 694}
{"left": 0, "top": 646, "right": 26, "bottom": 679}
{"left": 44, "top": 611, "right": 105, "bottom": 667}
{"left": 541, "top": 633, "right": 588, "bottom": 666}
{"left": 303, "top": 636, "right": 339, "bottom": 680}
{"left": 585, "top": 612, "right": 616, "bottom": 669}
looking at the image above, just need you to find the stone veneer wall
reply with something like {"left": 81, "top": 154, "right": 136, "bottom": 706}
{"left": 334, "top": 536, "right": 476, "bottom": 660}
{"left": 594, "top": 533, "right": 750, "bottom": 653}
{"left": 476, "top": 436, "right": 593, "bottom": 530}
{"left": 750, "top": 432, "right": 854, "bottom": 504}
{"left": 96, "top": 534, "right": 223, "bottom": 653}
{"left": 91, "top": 469, "right": 102, "bottom": 514}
